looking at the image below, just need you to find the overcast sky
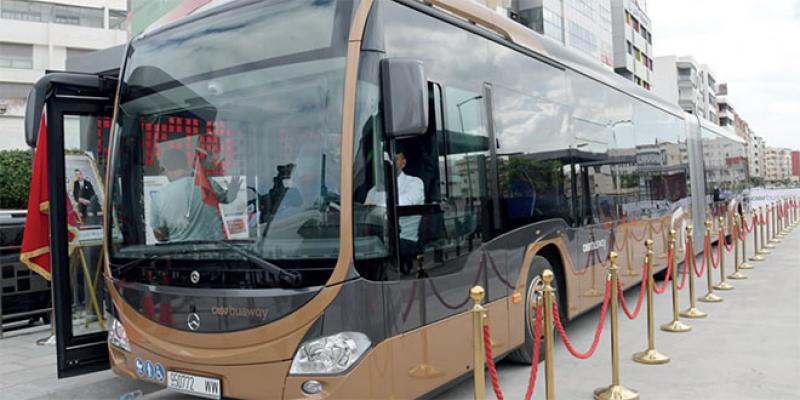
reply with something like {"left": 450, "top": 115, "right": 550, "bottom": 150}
{"left": 648, "top": 0, "right": 800, "bottom": 150}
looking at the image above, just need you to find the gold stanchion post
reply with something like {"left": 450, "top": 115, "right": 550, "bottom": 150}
{"left": 714, "top": 216, "right": 734, "bottom": 291}
{"left": 699, "top": 220, "right": 723, "bottom": 303}
{"left": 471, "top": 286, "right": 486, "bottom": 400}
{"left": 728, "top": 214, "right": 747, "bottom": 280}
{"left": 765, "top": 205, "right": 776, "bottom": 249}
{"left": 750, "top": 209, "right": 764, "bottom": 262}
{"left": 680, "top": 226, "right": 706, "bottom": 318}
{"left": 770, "top": 203, "right": 780, "bottom": 244}
{"left": 776, "top": 201, "right": 785, "bottom": 239}
{"left": 781, "top": 200, "right": 790, "bottom": 235}
{"left": 594, "top": 252, "right": 639, "bottom": 400}
{"left": 542, "top": 270, "right": 556, "bottom": 400}
{"left": 661, "top": 229, "right": 691, "bottom": 333}
{"left": 739, "top": 213, "right": 752, "bottom": 270}
{"left": 633, "top": 240, "right": 670, "bottom": 364}
{"left": 759, "top": 207, "right": 771, "bottom": 254}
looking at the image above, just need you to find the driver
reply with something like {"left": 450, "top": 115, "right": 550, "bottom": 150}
{"left": 365, "top": 150, "right": 424, "bottom": 274}
{"left": 150, "top": 149, "right": 241, "bottom": 242}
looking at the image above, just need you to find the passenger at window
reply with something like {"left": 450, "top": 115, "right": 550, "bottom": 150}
{"left": 365, "top": 150, "right": 425, "bottom": 274}
{"left": 150, "top": 149, "right": 240, "bottom": 242}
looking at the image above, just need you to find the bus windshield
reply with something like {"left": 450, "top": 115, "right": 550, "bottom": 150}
{"left": 108, "top": 0, "right": 352, "bottom": 288}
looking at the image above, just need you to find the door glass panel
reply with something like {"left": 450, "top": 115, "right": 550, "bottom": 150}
{"left": 63, "top": 113, "right": 111, "bottom": 336}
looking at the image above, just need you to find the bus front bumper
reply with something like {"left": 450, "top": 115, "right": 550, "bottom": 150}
{"left": 109, "top": 342, "right": 291, "bottom": 399}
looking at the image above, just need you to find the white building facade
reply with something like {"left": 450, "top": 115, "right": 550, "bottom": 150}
{"left": 653, "top": 55, "right": 718, "bottom": 124}
{"left": 0, "top": 0, "right": 128, "bottom": 150}
{"left": 764, "top": 147, "right": 792, "bottom": 183}
{"left": 610, "top": 0, "right": 652, "bottom": 90}
{"left": 512, "top": 0, "right": 614, "bottom": 69}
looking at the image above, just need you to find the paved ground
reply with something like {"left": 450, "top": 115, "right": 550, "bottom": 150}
{"left": 442, "top": 224, "right": 800, "bottom": 399}
{"left": 1, "top": 224, "right": 797, "bottom": 400}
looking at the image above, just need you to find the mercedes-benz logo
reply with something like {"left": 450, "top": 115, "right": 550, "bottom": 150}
{"left": 190, "top": 270, "right": 200, "bottom": 284}
{"left": 187, "top": 313, "right": 201, "bottom": 331}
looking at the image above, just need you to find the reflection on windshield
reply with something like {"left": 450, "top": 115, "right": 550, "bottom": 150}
{"left": 109, "top": 0, "right": 351, "bottom": 274}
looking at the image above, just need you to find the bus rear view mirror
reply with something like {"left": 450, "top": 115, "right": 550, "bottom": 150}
{"left": 24, "top": 73, "right": 116, "bottom": 147}
{"left": 380, "top": 58, "right": 428, "bottom": 138}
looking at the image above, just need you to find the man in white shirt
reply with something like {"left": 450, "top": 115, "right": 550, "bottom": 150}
{"left": 364, "top": 150, "right": 425, "bottom": 274}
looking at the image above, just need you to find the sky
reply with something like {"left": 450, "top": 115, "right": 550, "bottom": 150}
{"left": 647, "top": 0, "right": 800, "bottom": 150}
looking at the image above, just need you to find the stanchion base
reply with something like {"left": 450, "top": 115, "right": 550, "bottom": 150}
{"left": 583, "top": 288, "right": 603, "bottom": 297}
{"left": 758, "top": 248, "right": 771, "bottom": 255}
{"left": 620, "top": 270, "right": 638, "bottom": 277}
{"left": 750, "top": 255, "right": 765, "bottom": 262}
{"left": 660, "top": 320, "right": 692, "bottom": 333}
{"left": 727, "top": 271, "right": 748, "bottom": 280}
{"left": 739, "top": 262, "right": 753, "bottom": 270}
{"left": 680, "top": 307, "right": 707, "bottom": 319}
{"left": 713, "top": 281, "right": 734, "bottom": 291}
{"left": 698, "top": 292, "right": 723, "bottom": 303}
{"left": 633, "top": 349, "right": 670, "bottom": 365}
{"left": 764, "top": 243, "right": 776, "bottom": 249}
{"left": 594, "top": 384, "right": 640, "bottom": 400}
{"left": 407, "top": 363, "right": 445, "bottom": 379}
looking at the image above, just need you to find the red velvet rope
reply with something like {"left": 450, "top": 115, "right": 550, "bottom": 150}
{"left": 738, "top": 225, "right": 745, "bottom": 241}
{"left": 653, "top": 249, "right": 673, "bottom": 295}
{"left": 722, "top": 230, "right": 735, "bottom": 252}
{"left": 709, "top": 237, "right": 721, "bottom": 269}
{"left": 618, "top": 261, "right": 648, "bottom": 320}
{"left": 483, "top": 325, "right": 504, "bottom": 400}
{"left": 553, "top": 280, "right": 611, "bottom": 359}
{"left": 693, "top": 236, "right": 707, "bottom": 277}
{"left": 523, "top": 305, "right": 544, "bottom": 400}
{"left": 742, "top": 217, "right": 754, "bottom": 233}
{"left": 759, "top": 212, "right": 765, "bottom": 225}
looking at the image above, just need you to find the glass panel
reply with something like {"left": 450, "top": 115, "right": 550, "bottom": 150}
{"left": 63, "top": 113, "right": 112, "bottom": 336}
{"left": 109, "top": 0, "right": 352, "bottom": 290}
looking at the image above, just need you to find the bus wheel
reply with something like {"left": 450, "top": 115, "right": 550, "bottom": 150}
{"left": 507, "top": 255, "right": 562, "bottom": 364}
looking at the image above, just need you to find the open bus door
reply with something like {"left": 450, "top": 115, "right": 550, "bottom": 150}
{"left": 25, "top": 72, "right": 117, "bottom": 378}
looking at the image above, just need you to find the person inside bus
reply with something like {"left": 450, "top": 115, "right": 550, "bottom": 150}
{"left": 364, "top": 149, "right": 425, "bottom": 274}
{"left": 150, "top": 149, "right": 241, "bottom": 242}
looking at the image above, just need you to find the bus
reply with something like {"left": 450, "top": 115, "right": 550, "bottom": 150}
{"left": 23, "top": 0, "right": 749, "bottom": 398}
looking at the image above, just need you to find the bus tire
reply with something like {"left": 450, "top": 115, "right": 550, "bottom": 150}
{"left": 506, "top": 255, "right": 562, "bottom": 364}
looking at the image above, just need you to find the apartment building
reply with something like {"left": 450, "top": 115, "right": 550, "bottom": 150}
{"left": 764, "top": 147, "right": 793, "bottom": 183}
{"left": 791, "top": 151, "right": 800, "bottom": 183}
{"left": 610, "top": 0, "right": 652, "bottom": 90}
{"left": 653, "top": 55, "right": 718, "bottom": 124}
{"left": 0, "top": 0, "right": 128, "bottom": 150}
{"left": 512, "top": 0, "right": 614, "bottom": 69}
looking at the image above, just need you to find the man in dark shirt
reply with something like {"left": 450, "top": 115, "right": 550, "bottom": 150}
{"left": 72, "top": 169, "right": 96, "bottom": 224}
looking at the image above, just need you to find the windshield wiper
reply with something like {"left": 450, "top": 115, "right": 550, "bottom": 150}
{"left": 114, "top": 240, "right": 302, "bottom": 287}
{"left": 212, "top": 240, "right": 302, "bottom": 287}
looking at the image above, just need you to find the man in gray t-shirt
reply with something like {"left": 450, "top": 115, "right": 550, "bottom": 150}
{"left": 150, "top": 149, "right": 240, "bottom": 242}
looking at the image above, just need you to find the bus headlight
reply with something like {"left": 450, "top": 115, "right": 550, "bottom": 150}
{"left": 289, "top": 332, "right": 371, "bottom": 375}
{"left": 109, "top": 318, "right": 131, "bottom": 352}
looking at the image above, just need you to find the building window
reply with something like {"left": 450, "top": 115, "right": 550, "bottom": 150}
{"left": 0, "top": 0, "right": 105, "bottom": 28}
{"left": 0, "top": 42, "right": 33, "bottom": 69}
{"left": 109, "top": 9, "right": 127, "bottom": 30}
{"left": 625, "top": 11, "right": 631, "bottom": 25}
{"left": 626, "top": 40, "right": 632, "bottom": 55}
{"left": 633, "top": 18, "right": 640, "bottom": 32}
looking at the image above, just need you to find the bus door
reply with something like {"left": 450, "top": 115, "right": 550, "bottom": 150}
{"left": 24, "top": 72, "right": 116, "bottom": 378}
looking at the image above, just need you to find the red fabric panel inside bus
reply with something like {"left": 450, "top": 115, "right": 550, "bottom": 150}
{"left": 141, "top": 117, "right": 243, "bottom": 177}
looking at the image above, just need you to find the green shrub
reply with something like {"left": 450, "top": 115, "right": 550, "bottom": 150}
{"left": 0, "top": 149, "right": 34, "bottom": 209}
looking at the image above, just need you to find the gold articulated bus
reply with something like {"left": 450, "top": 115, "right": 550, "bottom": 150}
{"left": 24, "top": 0, "right": 748, "bottom": 398}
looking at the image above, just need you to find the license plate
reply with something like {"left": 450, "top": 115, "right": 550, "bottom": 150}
{"left": 167, "top": 371, "right": 221, "bottom": 399}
